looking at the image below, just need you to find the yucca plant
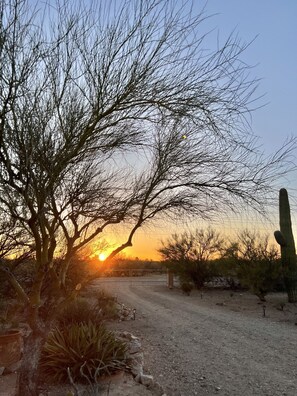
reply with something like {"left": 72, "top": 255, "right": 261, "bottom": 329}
{"left": 40, "top": 322, "right": 127, "bottom": 383}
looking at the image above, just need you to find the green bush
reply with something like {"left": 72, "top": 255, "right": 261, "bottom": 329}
{"left": 40, "top": 322, "right": 127, "bottom": 383}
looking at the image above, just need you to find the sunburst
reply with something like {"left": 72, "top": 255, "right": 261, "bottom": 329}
{"left": 98, "top": 253, "right": 107, "bottom": 261}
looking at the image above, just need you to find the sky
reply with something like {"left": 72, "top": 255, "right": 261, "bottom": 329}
{"left": 126, "top": 0, "right": 297, "bottom": 260}
{"left": 25, "top": 0, "right": 297, "bottom": 260}
{"left": 203, "top": 0, "right": 297, "bottom": 159}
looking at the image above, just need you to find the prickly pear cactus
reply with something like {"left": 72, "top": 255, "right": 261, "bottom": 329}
{"left": 274, "top": 188, "right": 297, "bottom": 302}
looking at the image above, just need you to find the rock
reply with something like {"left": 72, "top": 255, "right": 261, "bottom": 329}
{"left": 129, "top": 350, "right": 144, "bottom": 376}
{"left": 117, "top": 305, "right": 135, "bottom": 321}
{"left": 129, "top": 338, "right": 142, "bottom": 354}
{"left": 117, "top": 330, "right": 164, "bottom": 394}
{"left": 131, "top": 363, "right": 143, "bottom": 377}
{"left": 116, "top": 331, "right": 144, "bottom": 377}
{"left": 130, "top": 351, "right": 144, "bottom": 364}
{"left": 118, "top": 331, "right": 133, "bottom": 340}
{"left": 136, "top": 373, "right": 154, "bottom": 387}
{"left": 148, "top": 380, "right": 165, "bottom": 396}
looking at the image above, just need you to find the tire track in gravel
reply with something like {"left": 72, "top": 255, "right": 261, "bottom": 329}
{"left": 92, "top": 277, "right": 297, "bottom": 396}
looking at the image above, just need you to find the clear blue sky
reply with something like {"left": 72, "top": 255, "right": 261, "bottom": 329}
{"left": 33, "top": 0, "right": 297, "bottom": 188}
{"left": 135, "top": 0, "right": 297, "bottom": 258}
{"left": 199, "top": 0, "right": 297, "bottom": 188}
{"left": 26, "top": 0, "right": 297, "bottom": 257}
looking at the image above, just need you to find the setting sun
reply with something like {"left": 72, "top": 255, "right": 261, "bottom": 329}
{"left": 98, "top": 253, "right": 107, "bottom": 262}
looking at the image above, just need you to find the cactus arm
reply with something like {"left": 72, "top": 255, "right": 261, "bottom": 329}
{"left": 274, "top": 230, "right": 286, "bottom": 247}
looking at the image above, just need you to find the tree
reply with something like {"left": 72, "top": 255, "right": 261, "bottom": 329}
{"left": 221, "top": 231, "right": 281, "bottom": 301}
{"left": 0, "top": 0, "right": 295, "bottom": 393}
{"left": 0, "top": 208, "right": 33, "bottom": 299}
{"left": 159, "top": 228, "right": 224, "bottom": 288}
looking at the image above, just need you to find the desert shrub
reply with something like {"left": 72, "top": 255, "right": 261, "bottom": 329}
{"left": 95, "top": 290, "right": 118, "bottom": 320}
{"left": 56, "top": 291, "right": 119, "bottom": 326}
{"left": 40, "top": 322, "right": 127, "bottom": 383}
{"left": 237, "top": 259, "right": 282, "bottom": 301}
{"left": 0, "top": 269, "right": 9, "bottom": 297}
{"left": 0, "top": 299, "right": 22, "bottom": 331}
{"left": 13, "top": 260, "right": 35, "bottom": 290}
{"left": 56, "top": 298, "right": 104, "bottom": 327}
{"left": 0, "top": 259, "right": 35, "bottom": 298}
{"left": 64, "top": 257, "right": 95, "bottom": 292}
{"left": 180, "top": 280, "right": 194, "bottom": 295}
{"left": 159, "top": 228, "right": 223, "bottom": 289}
{"left": 215, "top": 257, "right": 243, "bottom": 290}
{"left": 222, "top": 231, "right": 282, "bottom": 301}
{"left": 170, "top": 258, "right": 218, "bottom": 289}
{"left": 272, "top": 277, "right": 286, "bottom": 292}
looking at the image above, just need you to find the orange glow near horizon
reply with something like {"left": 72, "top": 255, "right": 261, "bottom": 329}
{"left": 87, "top": 208, "right": 297, "bottom": 263}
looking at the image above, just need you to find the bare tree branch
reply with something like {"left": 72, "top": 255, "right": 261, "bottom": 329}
{"left": 0, "top": 2, "right": 295, "bottom": 392}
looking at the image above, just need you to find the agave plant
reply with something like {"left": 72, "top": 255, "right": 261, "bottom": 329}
{"left": 40, "top": 321, "right": 127, "bottom": 383}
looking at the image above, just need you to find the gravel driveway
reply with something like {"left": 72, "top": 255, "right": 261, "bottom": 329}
{"left": 91, "top": 275, "right": 297, "bottom": 396}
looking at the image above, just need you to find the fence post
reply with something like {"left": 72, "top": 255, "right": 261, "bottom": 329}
{"left": 167, "top": 270, "right": 174, "bottom": 289}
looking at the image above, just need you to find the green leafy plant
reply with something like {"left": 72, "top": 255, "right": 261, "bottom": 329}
{"left": 40, "top": 322, "right": 127, "bottom": 383}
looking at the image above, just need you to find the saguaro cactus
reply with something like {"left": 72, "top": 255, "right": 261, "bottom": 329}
{"left": 274, "top": 188, "right": 297, "bottom": 302}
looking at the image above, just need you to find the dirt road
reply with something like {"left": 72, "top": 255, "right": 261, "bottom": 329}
{"left": 92, "top": 275, "right": 297, "bottom": 396}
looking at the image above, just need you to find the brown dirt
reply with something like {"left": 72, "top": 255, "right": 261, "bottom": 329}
{"left": 91, "top": 275, "right": 297, "bottom": 396}
{"left": 38, "top": 371, "right": 154, "bottom": 396}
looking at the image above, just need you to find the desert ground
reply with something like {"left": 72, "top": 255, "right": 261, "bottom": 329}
{"left": 91, "top": 274, "right": 297, "bottom": 396}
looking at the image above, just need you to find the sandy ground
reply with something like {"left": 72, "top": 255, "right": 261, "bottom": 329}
{"left": 39, "top": 371, "right": 154, "bottom": 396}
{"left": 91, "top": 275, "right": 297, "bottom": 396}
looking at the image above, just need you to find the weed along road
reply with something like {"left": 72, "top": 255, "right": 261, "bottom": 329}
{"left": 91, "top": 275, "right": 297, "bottom": 396}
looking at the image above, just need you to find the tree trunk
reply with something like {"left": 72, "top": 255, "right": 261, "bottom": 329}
{"left": 19, "top": 331, "right": 46, "bottom": 396}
